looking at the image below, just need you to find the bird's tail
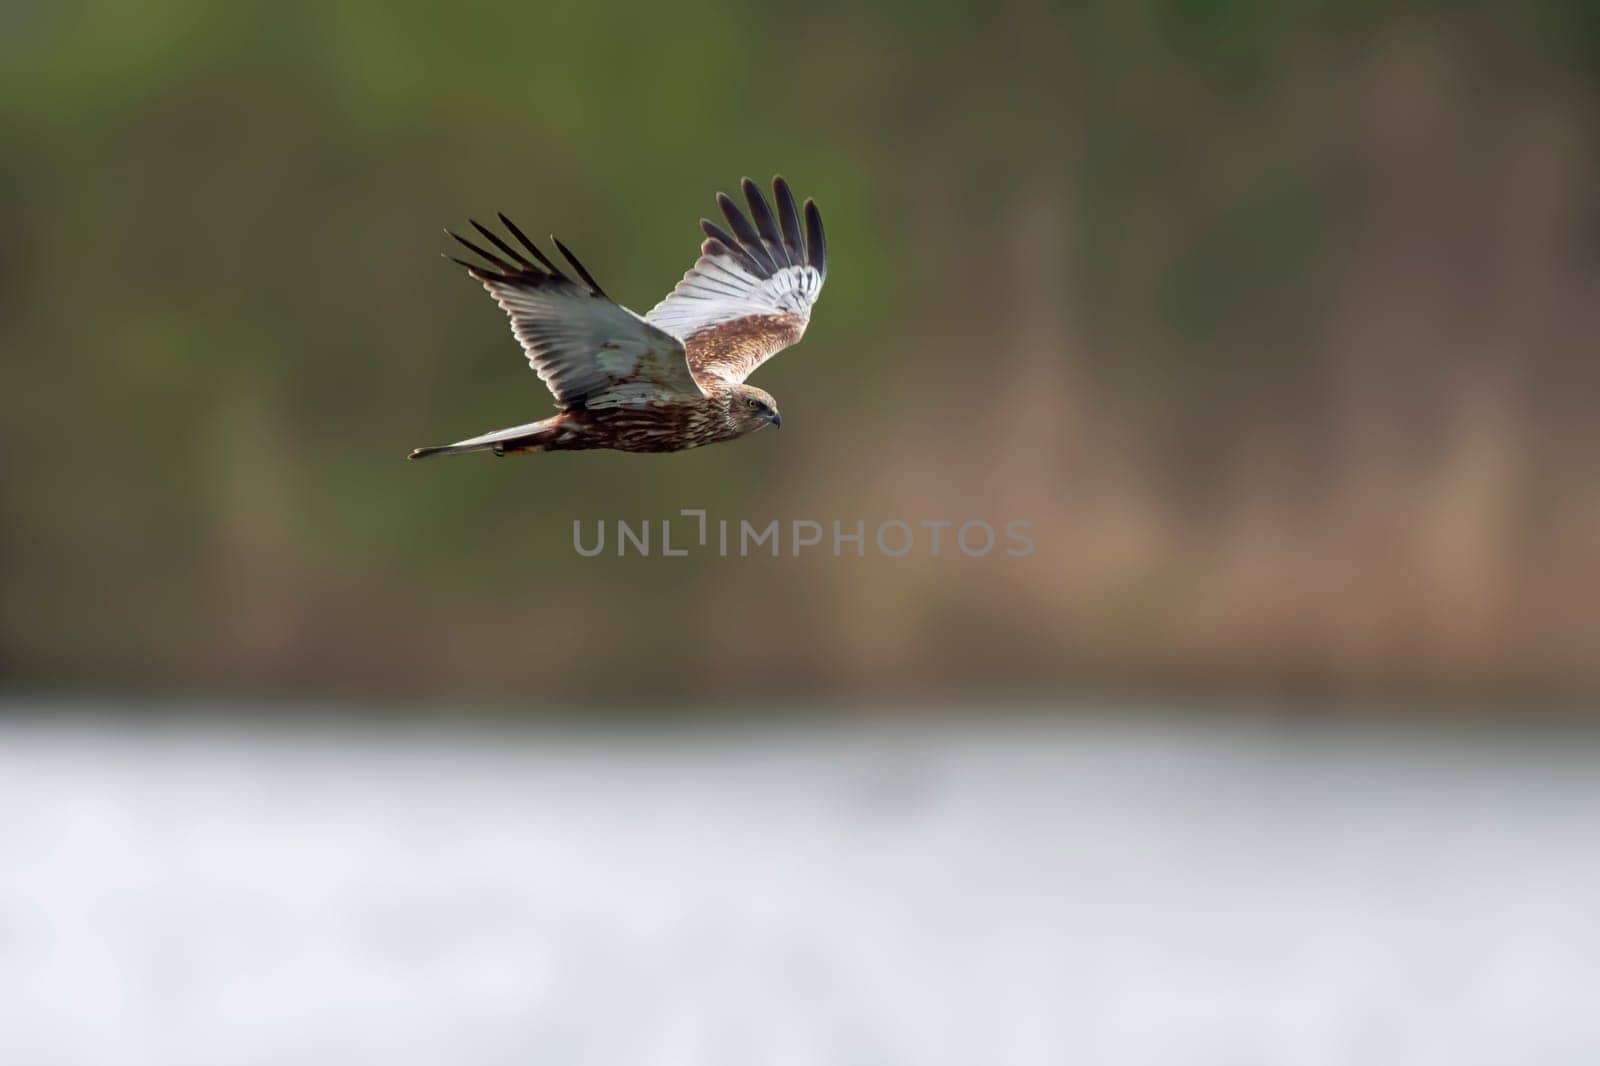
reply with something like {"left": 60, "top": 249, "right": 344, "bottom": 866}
{"left": 408, "top": 418, "right": 559, "bottom": 460}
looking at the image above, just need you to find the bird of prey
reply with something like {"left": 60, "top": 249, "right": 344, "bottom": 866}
{"left": 409, "top": 177, "right": 827, "bottom": 459}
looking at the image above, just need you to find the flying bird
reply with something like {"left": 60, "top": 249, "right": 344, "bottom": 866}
{"left": 409, "top": 177, "right": 827, "bottom": 459}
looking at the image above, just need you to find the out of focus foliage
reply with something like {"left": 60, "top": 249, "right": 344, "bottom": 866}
{"left": 2, "top": 1, "right": 1596, "bottom": 706}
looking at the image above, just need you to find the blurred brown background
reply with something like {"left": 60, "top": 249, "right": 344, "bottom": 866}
{"left": 2, "top": 0, "right": 1597, "bottom": 709}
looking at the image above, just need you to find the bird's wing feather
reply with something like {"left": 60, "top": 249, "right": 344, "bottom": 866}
{"left": 645, "top": 177, "right": 826, "bottom": 386}
{"left": 447, "top": 216, "right": 703, "bottom": 409}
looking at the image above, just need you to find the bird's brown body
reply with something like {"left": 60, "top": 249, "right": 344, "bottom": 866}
{"left": 409, "top": 177, "right": 825, "bottom": 462}
{"left": 494, "top": 385, "right": 771, "bottom": 455}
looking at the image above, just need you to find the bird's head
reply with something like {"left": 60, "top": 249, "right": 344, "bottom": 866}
{"left": 731, "top": 385, "right": 782, "bottom": 432}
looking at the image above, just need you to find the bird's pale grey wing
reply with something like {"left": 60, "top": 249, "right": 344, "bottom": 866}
{"left": 644, "top": 177, "right": 827, "bottom": 385}
{"left": 447, "top": 216, "right": 702, "bottom": 408}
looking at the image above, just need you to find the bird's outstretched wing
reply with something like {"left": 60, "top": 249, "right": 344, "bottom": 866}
{"left": 646, "top": 177, "right": 827, "bottom": 387}
{"left": 447, "top": 216, "right": 703, "bottom": 410}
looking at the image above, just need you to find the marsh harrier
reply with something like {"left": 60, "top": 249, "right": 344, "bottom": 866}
{"left": 409, "top": 177, "right": 827, "bottom": 459}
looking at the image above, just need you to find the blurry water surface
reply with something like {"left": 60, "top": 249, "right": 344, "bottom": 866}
{"left": 2, "top": 709, "right": 1598, "bottom": 1065}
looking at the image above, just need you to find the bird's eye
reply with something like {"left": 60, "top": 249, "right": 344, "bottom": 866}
{"left": 747, "top": 397, "right": 760, "bottom": 410}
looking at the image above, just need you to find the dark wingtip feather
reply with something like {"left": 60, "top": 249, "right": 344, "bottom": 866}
{"left": 445, "top": 227, "right": 517, "bottom": 275}
{"left": 495, "top": 212, "right": 568, "bottom": 280}
{"left": 716, "top": 191, "right": 778, "bottom": 275}
{"left": 802, "top": 198, "right": 826, "bottom": 278}
{"left": 470, "top": 218, "right": 534, "bottom": 271}
{"left": 700, "top": 217, "right": 767, "bottom": 277}
{"left": 772, "top": 177, "right": 804, "bottom": 265}
{"left": 550, "top": 235, "right": 607, "bottom": 298}
{"left": 741, "top": 177, "right": 791, "bottom": 268}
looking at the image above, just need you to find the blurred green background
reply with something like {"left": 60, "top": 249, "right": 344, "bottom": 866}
{"left": 2, "top": 0, "right": 1597, "bottom": 708}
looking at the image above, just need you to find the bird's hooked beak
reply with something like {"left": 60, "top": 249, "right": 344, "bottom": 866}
{"left": 767, "top": 410, "right": 782, "bottom": 428}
